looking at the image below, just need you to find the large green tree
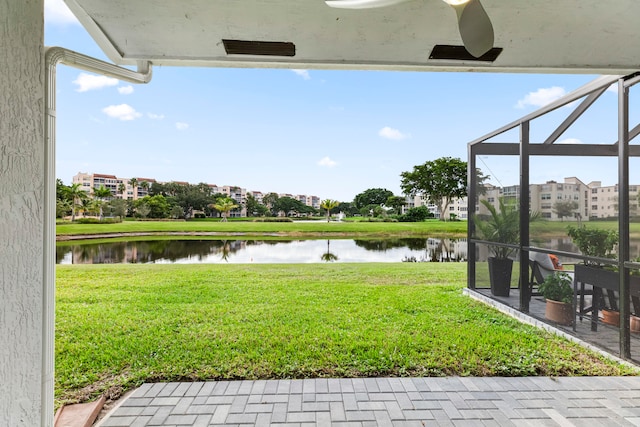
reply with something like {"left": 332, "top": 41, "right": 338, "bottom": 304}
{"left": 400, "top": 157, "right": 468, "bottom": 221}
{"left": 108, "top": 198, "right": 127, "bottom": 219}
{"left": 552, "top": 200, "right": 579, "bottom": 221}
{"left": 245, "top": 194, "right": 268, "bottom": 217}
{"left": 137, "top": 194, "right": 171, "bottom": 218}
{"left": 353, "top": 188, "right": 394, "bottom": 210}
{"left": 275, "top": 197, "right": 311, "bottom": 217}
{"left": 337, "top": 201, "right": 358, "bottom": 217}
{"left": 385, "top": 195, "right": 406, "bottom": 215}
{"left": 151, "top": 181, "right": 214, "bottom": 218}
{"left": 262, "top": 192, "right": 280, "bottom": 216}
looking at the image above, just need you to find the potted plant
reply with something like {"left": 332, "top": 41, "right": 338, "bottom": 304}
{"left": 568, "top": 225, "right": 620, "bottom": 324}
{"left": 567, "top": 225, "right": 618, "bottom": 267}
{"left": 475, "top": 198, "right": 537, "bottom": 297}
{"left": 538, "top": 271, "right": 574, "bottom": 325}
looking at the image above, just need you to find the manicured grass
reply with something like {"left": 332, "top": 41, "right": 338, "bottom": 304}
{"left": 56, "top": 219, "right": 467, "bottom": 238}
{"left": 56, "top": 263, "right": 635, "bottom": 406}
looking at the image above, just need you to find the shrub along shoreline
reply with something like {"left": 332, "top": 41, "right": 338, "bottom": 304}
{"left": 55, "top": 263, "right": 636, "bottom": 407}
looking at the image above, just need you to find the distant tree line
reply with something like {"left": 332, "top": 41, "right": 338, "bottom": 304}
{"left": 56, "top": 157, "right": 476, "bottom": 222}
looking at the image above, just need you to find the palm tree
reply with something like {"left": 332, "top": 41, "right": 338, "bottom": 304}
{"left": 139, "top": 180, "right": 150, "bottom": 196}
{"left": 67, "top": 182, "right": 86, "bottom": 221}
{"left": 320, "top": 199, "right": 340, "bottom": 222}
{"left": 128, "top": 177, "right": 138, "bottom": 199}
{"left": 210, "top": 197, "right": 238, "bottom": 222}
{"left": 80, "top": 197, "right": 95, "bottom": 217}
{"left": 117, "top": 182, "right": 126, "bottom": 199}
{"left": 93, "top": 185, "right": 112, "bottom": 220}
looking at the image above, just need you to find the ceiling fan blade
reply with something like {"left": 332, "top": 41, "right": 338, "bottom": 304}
{"left": 325, "top": 0, "right": 412, "bottom": 9}
{"left": 450, "top": 0, "right": 494, "bottom": 58}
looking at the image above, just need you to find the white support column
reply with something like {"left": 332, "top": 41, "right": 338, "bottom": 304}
{"left": 0, "top": 0, "right": 48, "bottom": 426}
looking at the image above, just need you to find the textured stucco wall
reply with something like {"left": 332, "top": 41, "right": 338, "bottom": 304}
{"left": 0, "top": 0, "right": 46, "bottom": 425}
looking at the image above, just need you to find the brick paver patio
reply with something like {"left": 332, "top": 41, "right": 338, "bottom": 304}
{"left": 97, "top": 376, "right": 640, "bottom": 426}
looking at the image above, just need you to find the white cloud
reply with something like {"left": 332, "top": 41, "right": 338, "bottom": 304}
{"left": 118, "top": 85, "right": 134, "bottom": 95}
{"left": 607, "top": 83, "right": 618, "bottom": 94}
{"left": 378, "top": 126, "right": 410, "bottom": 141}
{"left": 317, "top": 156, "right": 337, "bottom": 168}
{"left": 292, "top": 69, "right": 311, "bottom": 80}
{"left": 45, "top": 0, "right": 79, "bottom": 26}
{"left": 516, "top": 86, "right": 566, "bottom": 108}
{"left": 102, "top": 104, "right": 142, "bottom": 121}
{"left": 558, "top": 138, "right": 583, "bottom": 144}
{"left": 73, "top": 73, "right": 118, "bottom": 92}
{"left": 176, "top": 122, "right": 189, "bottom": 130}
{"left": 147, "top": 113, "right": 165, "bottom": 120}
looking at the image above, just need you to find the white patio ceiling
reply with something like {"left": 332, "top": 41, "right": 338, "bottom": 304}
{"left": 64, "top": 0, "right": 640, "bottom": 74}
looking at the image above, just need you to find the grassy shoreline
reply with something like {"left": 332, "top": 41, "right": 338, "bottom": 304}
{"left": 57, "top": 218, "right": 640, "bottom": 241}
{"left": 56, "top": 263, "right": 636, "bottom": 407}
{"left": 56, "top": 219, "right": 467, "bottom": 239}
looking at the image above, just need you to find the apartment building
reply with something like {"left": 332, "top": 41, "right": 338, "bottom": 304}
{"left": 72, "top": 172, "right": 123, "bottom": 196}
{"left": 589, "top": 182, "right": 640, "bottom": 219}
{"left": 530, "top": 177, "right": 588, "bottom": 220}
{"left": 132, "top": 178, "right": 157, "bottom": 199}
{"left": 72, "top": 172, "right": 157, "bottom": 200}
{"left": 474, "top": 177, "right": 640, "bottom": 221}
{"left": 306, "top": 195, "right": 320, "bottom": 210}
{"left": 220, "top": 186, "right": 247, "bottom": 217}
{"left": 249, "top": 191, "right": 264, "bottom": 204}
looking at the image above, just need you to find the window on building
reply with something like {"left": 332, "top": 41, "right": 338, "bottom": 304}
{"left": 541, "top": 193, "right": 551, "bottom": 200}
{"left": 592, "top": 205, "right": 598, "bottom": 210}
{"left": 542, "top": 212, "right": 552, "bottom": 218}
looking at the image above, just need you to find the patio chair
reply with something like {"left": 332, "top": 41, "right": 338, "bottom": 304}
{"left": 529, "top": 251, "right": 567, "bottom": 295}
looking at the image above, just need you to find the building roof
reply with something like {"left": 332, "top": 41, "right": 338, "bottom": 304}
{"left": 63, "top": 0, "right": 640, "bottom": 74}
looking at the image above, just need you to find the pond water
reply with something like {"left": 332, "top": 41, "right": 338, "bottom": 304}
{"left": 56, "top": 236, "right": 640, "bottom": 265}
{"left": 56, "top": 238, "right": 467, "bottom": 264}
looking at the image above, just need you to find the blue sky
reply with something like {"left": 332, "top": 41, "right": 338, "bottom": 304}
{"left": 45, "top": 0, "right": 631, "bottom": 202}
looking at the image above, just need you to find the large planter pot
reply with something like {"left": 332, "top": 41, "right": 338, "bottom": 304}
{"left": 545, "top": 299, "right": 573, "bottom": 326}
{"left": 631, "top": 315, "right": 640, "bottom": 333}
{"left": 488, "top": 257, "right": 513, "bottom": 297}
{"left": 601, "top": 309, "right": 620, "bottom": 327}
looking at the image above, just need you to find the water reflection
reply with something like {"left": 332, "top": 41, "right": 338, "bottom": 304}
{"left": 355, "top": 238, "right": 465, "bottom": 262}
{"left": 320, "top": 240, "right": 338, "bottom": 262}
{"left": 56, "top": 238, "right": 467, "bottom": 265}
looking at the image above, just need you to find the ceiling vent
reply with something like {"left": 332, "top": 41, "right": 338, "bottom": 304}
{"left": 429, "top": 45, "right": 502, "bottom": 62}
{"left": 222, "top": 39, "right": 296, "bottom": 57}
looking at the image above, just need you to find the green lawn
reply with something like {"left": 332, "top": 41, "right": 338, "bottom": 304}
{"left": 56, "top": 219, "right": 467, "bottom": 238}
{"left": 55, "top": 263, "right": 635, "bottom": 407}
